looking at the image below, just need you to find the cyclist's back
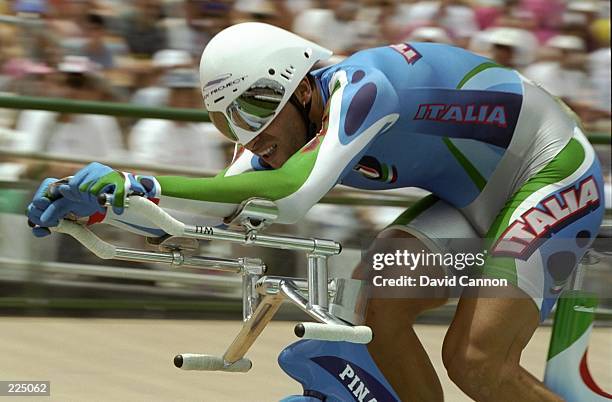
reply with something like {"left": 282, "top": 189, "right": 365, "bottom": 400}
{"left": 314, "top": 43, "right": 581, "bottom": 234}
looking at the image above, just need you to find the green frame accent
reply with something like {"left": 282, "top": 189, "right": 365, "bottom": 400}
{"left": 547, "top": 290, "right": 597, "bottom": 360}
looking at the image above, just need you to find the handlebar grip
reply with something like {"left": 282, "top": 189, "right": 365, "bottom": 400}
{"left": 53, "top": 220, "right": 116, "bottom": 259}
{"left": 294, "top": 323, "right": 372, "bottom": 344}
{"left": 173, "top": 354, "right": 252, "bottom": 372}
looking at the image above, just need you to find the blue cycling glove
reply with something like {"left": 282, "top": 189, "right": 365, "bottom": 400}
{"left": 26, "top": 177, "right": 103, "bottom": 237}
{"left": 26, "top": 162, "right": 160, "bottom": 238}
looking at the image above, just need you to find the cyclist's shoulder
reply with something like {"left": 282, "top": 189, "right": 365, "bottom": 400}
{"left": 317, "top": 44, "right": 513, "bottom": 91}
{"left": 314, "top": 58, "right": 391, "bottom": 87}
{"left": 313, "top": 60, "right": 400, "bottom": 112}
{"left": 407, "top": 43, "right": 524, "bottom": 89}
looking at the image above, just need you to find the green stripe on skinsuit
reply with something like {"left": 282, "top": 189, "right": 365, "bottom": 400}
{"left": 449, "top": 62, "right": 510, "bottom": 190}
{"left": 457, "top": 62, "right": 506, "bottom": 89}
{"left": 390, "top": 194, "right": 440, "bottom": 227}
{"left": 157, "top": 144, "right": 320, "bottom": 203}
{"left": 483, "top": 137, "right": 587, "bottom": 284}
{"left": 443, "top": 137, "right": 487, "bottom": 191}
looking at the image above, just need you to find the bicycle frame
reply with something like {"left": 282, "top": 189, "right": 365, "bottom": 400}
{"left": 51, "top": 194, "right": 609, "bottom": 401}
{"left": 544, "top": 242, "right": 612, "bottom": 401}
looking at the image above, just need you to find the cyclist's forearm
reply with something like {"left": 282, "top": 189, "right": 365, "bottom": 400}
{"left": 101, "top": 207, "right": 167, "bottom": 237}
{"left": 154, "top": 163, "right": 311, "bottom": 222}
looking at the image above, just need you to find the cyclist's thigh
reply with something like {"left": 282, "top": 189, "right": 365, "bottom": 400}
{"left": 482, "top": 128, "right": 605, "bottom": 321}
{"left": 362, "top": 194, "right": 479, "bottom": 305}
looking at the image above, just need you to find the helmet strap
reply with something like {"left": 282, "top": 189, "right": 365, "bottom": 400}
{"left": 289, "top": 76, "right": 318, "bottom": 141}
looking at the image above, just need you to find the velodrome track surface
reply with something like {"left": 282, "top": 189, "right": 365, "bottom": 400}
{"left": 1, "top": 318, "right": 610, "bottom": 402}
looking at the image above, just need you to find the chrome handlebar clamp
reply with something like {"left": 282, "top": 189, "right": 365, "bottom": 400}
{"left": 225, "top": 198, "right": 279, "bottom": 233}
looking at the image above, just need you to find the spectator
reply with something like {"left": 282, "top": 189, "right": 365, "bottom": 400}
{"left": 0, "top": 59, "right": 54, "bottom": 96}
{"left": 470, "top": 26, "right": 538, "bottom": 68}
{"left": 565, "top": 0, "right": 601, "bottom": 51}
{"left": 233, "top": 0, "right": 294, "bottom": 30}
{"left": 49, "top": 0, "right": 94, "bottom": 40}
{"left": 518, "top": 0, "right": 564, "bottom": 44}
{"left": 398, "top": 0, "right": 479, "bottom": 48}
{"left": 165, "top": 0, "right": 234, "bottom": 58}
{"left": 523, "top": 35, "right": 595, "bottom": 113}
{"left": 293, "top": 0, "right": 364, "bottom": 55}
{"left": 0, "top": 24, "right": 25, "bottom": 89}
{"left": 130, "top": 49, "right": 192, "bottom": 107}
{"left": 406, "top": 26, "right": 453, "bottom": 44}
{"left": 9, "top": 1, "right": 64, "bottom": 69}
{"left": 472, "top": 0, "right": 505, "bottom": 30}
{"left": 588, "top": 18, "right": 611, "bottom": 113}
{"left": 129, "top": 68, "right": 228, "bottom": 170}
{"left": 122, "top": 0, "right": 167, "bottom": 57}
{"left": 13, "top": 56, "right": 125, "bottom": 159}
{"left": 74, "top": 14, "right": 115, "bottom": 69}
{"left": 524, "top": 36, "right": 587, "bottom": 91}
{"left": 285, "top": 0, "right": 314, "bottom": 15}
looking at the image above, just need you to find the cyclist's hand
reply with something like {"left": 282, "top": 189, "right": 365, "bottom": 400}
{"left": 62, "top": 162, "right": 158, "bottom": 215}
{"left": 26, "top": 177, "right": 102, "bottom": 237}
{"left": 26, "top": 178, "right": 58, "bottom": 237}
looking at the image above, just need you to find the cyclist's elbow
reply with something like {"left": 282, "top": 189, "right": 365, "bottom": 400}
{"left": 275, "top": 197, "right": 316, "bottom": 224}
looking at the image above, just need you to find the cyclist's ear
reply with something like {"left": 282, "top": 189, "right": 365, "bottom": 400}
{"left": 293, "top": 77, "right": 313, "bottom": 107}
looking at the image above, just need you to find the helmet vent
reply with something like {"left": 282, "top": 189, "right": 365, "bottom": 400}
{"left": 214, "top": 96, "right": 224, "bottom": 103}
{"left": 280, "top": 66, "right": 294, "bottom": 81}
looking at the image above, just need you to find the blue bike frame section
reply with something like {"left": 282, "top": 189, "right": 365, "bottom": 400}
{"left": 279, "top": 340, "right": 400, "bottom": 402}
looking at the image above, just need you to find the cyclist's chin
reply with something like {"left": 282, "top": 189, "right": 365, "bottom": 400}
{"left": 265, "top": 153, "right": 286, "bottom": 169}
{"left": 263, "top": 147, "right": 293, "bottom": 169}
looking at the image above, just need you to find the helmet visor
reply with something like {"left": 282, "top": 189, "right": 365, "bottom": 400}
{"left": 209, "top": 111, "right": 239, "bottom": 142}
{"left": 226, "top": 78, "right": 285, "bottom": 135}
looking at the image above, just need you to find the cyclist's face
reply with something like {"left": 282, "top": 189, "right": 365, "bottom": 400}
{"left": 244, "top": 99, "right": 310, "bottom": 168}
{"left": 209, "top": 78, "right": 314, "bottom": 168}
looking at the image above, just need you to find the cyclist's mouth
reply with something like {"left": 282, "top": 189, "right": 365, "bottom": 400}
{"left": 260, "top": 144, "right": 278, "bottom": 160}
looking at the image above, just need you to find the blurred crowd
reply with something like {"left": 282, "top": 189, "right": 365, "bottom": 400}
{"left": 0, "top": 0, "right": 609, "bottom": 175}
{"left": 0, "top": 0, "right": 609, "bottom": 296}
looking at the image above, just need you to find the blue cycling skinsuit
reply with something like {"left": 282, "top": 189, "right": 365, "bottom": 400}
{"left": 47, "top": 43, "right": 606, "bottom": 321}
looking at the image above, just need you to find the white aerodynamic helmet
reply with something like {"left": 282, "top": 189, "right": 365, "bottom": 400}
{"left": 199, "top": 22, "right": 333, "bottom": 144}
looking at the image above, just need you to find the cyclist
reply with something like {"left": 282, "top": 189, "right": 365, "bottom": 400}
{"left": 27, "top": 23, "right": 604, "bottom": 402}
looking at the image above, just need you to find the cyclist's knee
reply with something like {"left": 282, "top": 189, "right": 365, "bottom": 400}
{"left": 444, "top": 341, "right": 509, "bottom": 400}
